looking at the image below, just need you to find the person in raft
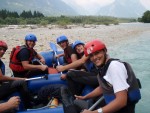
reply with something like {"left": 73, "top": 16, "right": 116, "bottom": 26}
{"left": 75, "top": 39, "right": 141, "bottom": 113}
{"left": 56, "top": 35, "right": 78, "bottom": 79}
{"left": 0, "top": 41, "right": 36, "bottom": 112}
{"left": 9, "top": 34, "right": 48, "bottom": 78}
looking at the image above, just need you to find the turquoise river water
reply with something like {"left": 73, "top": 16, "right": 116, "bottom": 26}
{"left": 108, "top": 23, "right": 150, "bottom": 113}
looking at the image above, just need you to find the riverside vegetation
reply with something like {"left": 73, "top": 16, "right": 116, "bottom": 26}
{"left": 0, "top": 9, "right": 137, "bottom": 28}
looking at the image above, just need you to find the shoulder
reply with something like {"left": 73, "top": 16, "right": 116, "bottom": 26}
{"left": 106, "top": 60, "right": 128, "bottom": 78}
{"left": 105, "top": 60, "right": 129, "bottom": 92}
{"left": 19, "top": 48, "right": 29, "bottom": 54}
{"left": 18, "top": 48, "right": 30, "bottom": 58}
{"left": 109, "top": 60, "right": 125, "bottom": 69}
{"left": 107, "top": 60, "right": 127, "bottom": 75}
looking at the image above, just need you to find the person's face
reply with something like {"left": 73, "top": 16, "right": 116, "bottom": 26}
{"left": 0, "top": 47, "right": 6, "bottom": 58}
{"left": 89, "top": 50, "right": 105, "bottom": 67}
{"left": 26, "top": 40, "right": 36, "bottom": 48}
{"left": 58, "top": 41, "right": 68, "bottom": 50}
{"left": 75, "top": 44, "right": 84, "bottom": 54}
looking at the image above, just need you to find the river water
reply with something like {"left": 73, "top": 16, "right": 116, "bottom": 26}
{"left": 108, "top": 23, "right": 150, "bottom": 113}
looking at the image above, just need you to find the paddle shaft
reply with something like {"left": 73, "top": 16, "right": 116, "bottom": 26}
{"left": 49, "top": 42, "right": 60, "bottom": 65}
{"left": 54, "top": 52, "right": 63, "bottom": 74}
{"left": 88, "top": 96, "right": 104, "bottom": 111}
{"left": 49, "top": 42, "right": 63, "bottom": 74}
{"left": 54, "top": 51, "right": 60, "bottom": 65}
{"left": 33, "top": 59, "right": 44, "bottom": 65}
{"left": 25, "top": 76, "right": 46, "bottom": 81}
{"left": 38, "top": 61, "right": 44, "bottom": 65}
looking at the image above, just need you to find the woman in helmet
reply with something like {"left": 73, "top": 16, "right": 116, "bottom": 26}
{"left": 60, "top": 40, "right": 86, "bottom": 80}
{"left": 75, "top": 39, "right": 141, "bottom": 113}
{"left": 56, "top": 35, "right": 78, "bottom": 79}
{"left": 72, "top": 40, "right": 85, "bottom": 60}
{"left": 56, "top": 35, "right": 78, "bottom": 64}
{"left": 9, "top": 34, "right": 48, "bottom": 78}
{"left": 0, "top": 41, "right": 36, "bottom": 111}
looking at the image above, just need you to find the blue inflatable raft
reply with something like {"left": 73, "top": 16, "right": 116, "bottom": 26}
{"left": 15, "top": 50, "right": 94, "bottom": 113}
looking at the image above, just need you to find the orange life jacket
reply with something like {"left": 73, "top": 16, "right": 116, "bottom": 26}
{"left": 9, "top": 45, "right": 35, "bottom": 72}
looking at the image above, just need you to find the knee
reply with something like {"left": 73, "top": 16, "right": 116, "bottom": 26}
{"left": 60, "top": 86, "right": 68, "bottom": 94}
{"left": 18, "top": 80, "right": 27, "bottom": 86}
{"left": 11, "top": 80, "right": 27, "bottom": 89}
{"left": 66, "top": 71, "right": 76, "bottom": 79}
{"left": 13, "top": 80, "right": 26, "bottom": 85}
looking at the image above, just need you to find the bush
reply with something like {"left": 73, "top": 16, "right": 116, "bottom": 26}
{"left": 104, "top": 22, "right": 110, "bottom": 26}
{"left": 57, "top": 19, "right": 70, "bottom": 27}
{"left": 19, "top": 19, "right": 27, "bottom": 25}
{"left": 40, "top": 20, "right": 49, "bottom": 27}
{"left": 0, "top": 9, "right": 138, "bottom": 25}
{"left": 5, "top": 17, "right": 19, "bottom": 25}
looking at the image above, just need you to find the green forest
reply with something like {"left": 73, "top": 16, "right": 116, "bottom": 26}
{"left": 0, "top": 9, "right": 149, "bottom": 26}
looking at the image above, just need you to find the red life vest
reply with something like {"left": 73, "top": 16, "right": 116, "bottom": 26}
{"left": 9, "top": 45, "right": 35, "bottom": 72}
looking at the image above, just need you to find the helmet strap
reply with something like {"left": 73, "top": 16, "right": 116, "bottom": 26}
{"left": 66, "top": 41, "right": 69, "bottom": 46}
{"left": 25, "top": 41, "right": 29, "bottom": 48}
{"left": 97, "top": 49, "right": 107, "bottom": 68}
{"left": 101, "top": 54, "right": 107, "bottom": 67}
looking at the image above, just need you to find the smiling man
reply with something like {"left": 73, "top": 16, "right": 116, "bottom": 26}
{"left": 9, "top": 34, "right": 48, "bottom": 78}
{"left": 75, "top": 39, "right": 141, "bottom": 113}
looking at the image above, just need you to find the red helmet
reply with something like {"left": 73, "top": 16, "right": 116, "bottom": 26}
{"left": 84, "top": 39, "right": 106, "bottom": 56}
{"left": 0, "top": 41, "right": 8, "bottom": 50}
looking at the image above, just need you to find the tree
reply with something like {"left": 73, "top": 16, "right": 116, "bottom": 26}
{"left": 141, "top": 10, "right": 150, "bottom": 23}
{"left": 35, "top": 11, "right": 44, "bottom": 18}
{"left": 0, "top": 9, "right": 19, "bottom": 19}
{"left": 20, "top": 10, "right": 33, "bottom": 18}
{"left": 0, "top": 9, "right": 7, "bottom": 19}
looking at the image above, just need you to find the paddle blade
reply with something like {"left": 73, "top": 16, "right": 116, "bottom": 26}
{"left": 49, "top": 42, "right": 57, "bottom": 52}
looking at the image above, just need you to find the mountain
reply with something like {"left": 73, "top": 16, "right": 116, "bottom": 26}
{"left": 0, "top": 0, "right": 147, "bottom": 17}
{"left": 97, "top": 0, "right": 146, "bottom": 18}
{"left": 62, "top": 0, "right": 86, "bottom": 15}
{"left": 0, "top": 0, "right": 78, "bottom": 16}
{"left": 62, "top": 0, "right": 92, "bottom": 15}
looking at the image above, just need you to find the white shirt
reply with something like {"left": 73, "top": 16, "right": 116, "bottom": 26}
{"left": 104, "top": 61, "right": 129, "bottom": 93}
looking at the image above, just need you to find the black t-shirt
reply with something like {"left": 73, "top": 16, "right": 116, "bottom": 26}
{"left": 17, "top": 48, "right": 37, "bottom": 62}
{"left": 13, "top": 48, "right": 37, "bottom": 77}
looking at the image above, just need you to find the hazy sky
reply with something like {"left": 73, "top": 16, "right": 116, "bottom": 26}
{"left": 62, "top": 0, "right": 150, "bottom": 10}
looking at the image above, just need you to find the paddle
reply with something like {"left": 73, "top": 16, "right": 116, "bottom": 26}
{"left": 25, "top": 75, "right": 48, "bottom": 81}
{"left": 49, "top": 42, "right": 61, "bottom": 65}
{"left": 88, "top": 96, "right": 104, "bottom": 111}
{"left": 32, "top": 58, "right": 44, "bottom": 65}
{"left": 9, "top": 64, "right": 48, "bottom": 81}
{"left": 49, "top": 42, "right": 62, "bottom": 74}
